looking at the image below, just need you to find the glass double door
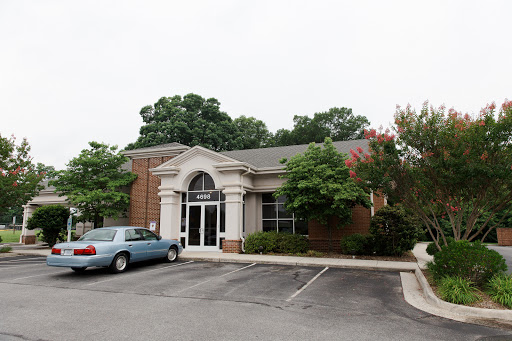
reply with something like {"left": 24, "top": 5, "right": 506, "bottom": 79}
{"left": 187, "top": 204, "right": 218, "bottom": 250}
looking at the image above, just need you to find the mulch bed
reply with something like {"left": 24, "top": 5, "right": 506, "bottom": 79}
{"left": 265, "top": 251, "right": 417, "bottom": 262}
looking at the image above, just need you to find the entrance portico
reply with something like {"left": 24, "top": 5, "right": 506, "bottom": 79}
{"left": 151, "top": 146, "right": 252, "bottom": 253}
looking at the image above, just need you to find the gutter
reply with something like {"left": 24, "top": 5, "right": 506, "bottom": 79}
{"left": 239, "top": 167, "right": 252, "bottom": 252}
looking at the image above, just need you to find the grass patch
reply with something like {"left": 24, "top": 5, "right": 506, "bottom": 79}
{"left": 0, "top": 229, "right": 21, "bottom": 243}
{"left": 486, "top": 275, "right": 512, "bottom": 308}
{"left": 438, "top": 276, "right": 482, "bottom": 305}
{"left": 0, "top": 246, "right": 12, "bottom": 253}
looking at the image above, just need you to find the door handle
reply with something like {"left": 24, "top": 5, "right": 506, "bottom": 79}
{"left": 128, "top": 244, "right": 133, "bottom": 247}
{"left": 147, "top": 243, "right": 151, "bottom": 246}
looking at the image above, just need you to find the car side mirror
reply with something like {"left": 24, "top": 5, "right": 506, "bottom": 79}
{"left": 157, "top": 235, "right": 162, "bottom": 240}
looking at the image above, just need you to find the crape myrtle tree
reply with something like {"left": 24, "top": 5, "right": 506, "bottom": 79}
{"left": 0, "top": 134, "right": 45, "bottom": 215}
{"left": 126, "top": 93, "right": 244, "bottom": 152}
{"left": 274, "top": 137, "right": 372, "bottom": 252}
{"left": 51, "top": 142, "right": 137, "bottom": 229}
{"left": 349, "top": 100, "right": 512, "bottom": 251}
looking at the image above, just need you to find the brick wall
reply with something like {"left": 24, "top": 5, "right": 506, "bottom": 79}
{"left": 223, "top": 239, "right": 242, "bottom": 253}
{"left": 308, "top": 192, "right": 386, "bottom": 252}
{"left": 129, "top": 156, "right": 173, "bottom": 234}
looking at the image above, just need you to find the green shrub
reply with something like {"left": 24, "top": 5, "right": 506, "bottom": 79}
{"left": 26, "top": 205, "right": 70, "bottom": 248}
{"left": 438, "top": 276, "right": 481, "bottom": 305}
{"left": 340, "top": 234, "right": 371, "bottom": 255}
{"left": 426, "top": 236, "right": 455, "bottom": 256}
{"left": 0, "top": 246, "right": 12, "bottom": 253}
{"left": 369, "top": 205, "right": 423, "bottom": 256}
{"left": 244, "top": 231, "right": 280, "bottom": 253}
{"left": 486, "top": 274, "right": 512, "bottom": 308}
{"left": 427, "top": 240, "right": 507, "bottom": 286}
{"left": 278, "top": 233, "right": 309, "bottom": 253}
{"left": 244, "top": 231, "right": 308, "bottom": 254}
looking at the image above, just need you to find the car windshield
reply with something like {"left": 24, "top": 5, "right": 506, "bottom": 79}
{"left": 78, "top": 229, "right": 117, "bottom": 241}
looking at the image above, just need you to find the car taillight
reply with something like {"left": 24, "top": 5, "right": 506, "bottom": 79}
{"left": 51, "top": 248, "right": 61, "bottom": 254}
{"left": 73, "top": 245, "right": 96, "bottom": 255}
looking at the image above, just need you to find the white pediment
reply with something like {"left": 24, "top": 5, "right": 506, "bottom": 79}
{"left": 154, "top": 146, "right": 239, "bottom": 169}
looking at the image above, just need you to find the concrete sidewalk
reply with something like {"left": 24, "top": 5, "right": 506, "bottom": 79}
{"left": 3, "top": 241, "right": 512, "bottom": 328}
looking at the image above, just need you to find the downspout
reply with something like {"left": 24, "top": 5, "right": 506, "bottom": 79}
{"left": 240, "top": 167, "right": 251, "bottom": 252}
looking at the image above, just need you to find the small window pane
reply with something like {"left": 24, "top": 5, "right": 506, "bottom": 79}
{"left": 277, "top": 195, "right": 287, "bottom": 203}
{"left": 278, "top": 204, "right": 293, "bottom": 219}
{"left": 188, "top": 173, "right": 203, "bottom": 191}
{"left": 220, "top": 203, "right": 225, "bottom": 233}
{"left": 182, "top": 193, "right": 187, "bottom": 203}
{"left": 262, "top": 193, "right": 276, "bottom": 203}
{"left": 262, "top": 204, "right": 277, "bottom": 219}
{"left": 181, "top": 204, "right": 187, "bottom": 233}
{"left": 262, "top": 220, "right": 277, "bottom": 232}
{"left": 278, "top": 220, "right": 293, "bottom": 234}
{"left": 294, "top": 219, "right": 308, "bottom": 235}
{"left": 220, "top": 192, "right": 226, "bottom": 201}
{"left": 204, "top": 173, "right": 215, "bottom": 190}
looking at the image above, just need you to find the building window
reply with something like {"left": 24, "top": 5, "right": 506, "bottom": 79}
{"left": 261, "top": 193, "right": 308, "bottom": 235}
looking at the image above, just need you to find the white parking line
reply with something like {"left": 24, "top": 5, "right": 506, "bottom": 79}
{"left": 286, "top": 267, "right": 329, "bottom": 302}
{"left": 177, "top": 263, "right": 256, "bottom": 293}
{"left": 85, "top": 261, "right": 195, "bottom": 286}
{"left": 8, "top": 270, "right": 70, "bottom": 281}
{"left": 0, "top": 257, "right": 46, "bottom": 263}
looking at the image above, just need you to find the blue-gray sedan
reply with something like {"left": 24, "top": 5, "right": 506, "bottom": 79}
{"left": 47, "top": 226, "right": 183, "bottom": 273}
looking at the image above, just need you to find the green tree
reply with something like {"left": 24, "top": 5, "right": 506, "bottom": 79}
{"left": 274, "top": 137, "right": 372, "bottom": 252}
{"left": 26, "top": 205, "right": 69, "bottom": 248}
{"left": 273, "top": 108, "right": 370, "bottom": 146}
{"left": 233, "top": 115, "right": 273, "bottom": 149}
{"left": 351, "top": 100, "right": 512, "bottom": 250}
{"left": 51, "top": 142, "right": 137, "bottom": 229}
{"left": 126, "top": 93, "right": 243, "bottom": 151}
{"left": 0, "top": 134, "right": 45, "bottom": 215}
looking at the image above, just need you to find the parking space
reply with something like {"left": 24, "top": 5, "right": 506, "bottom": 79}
{"left": 1, "top": 256, "right": 511, "bottom": 341}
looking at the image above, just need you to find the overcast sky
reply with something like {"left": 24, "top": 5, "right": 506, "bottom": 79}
{"left": 1, "top": 0, "right": 511, "bottom": 170}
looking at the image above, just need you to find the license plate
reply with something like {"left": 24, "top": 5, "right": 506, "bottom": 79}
{"left": 62, "top": 249, "right": 73, "bottom": 256}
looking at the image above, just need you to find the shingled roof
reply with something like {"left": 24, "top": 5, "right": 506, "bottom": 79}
{"left": 220, "top": 139, "right": 369, "bottom": 169}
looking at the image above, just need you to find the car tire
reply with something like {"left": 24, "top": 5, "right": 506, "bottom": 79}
{"left": 71, "top": 267, "right": 86, "bottom": 272}
{"left": 164, "top": 246, "right": 178, "bottom": 263}
{"left": 109, "top": 252, "right": 129, "bottom": 273}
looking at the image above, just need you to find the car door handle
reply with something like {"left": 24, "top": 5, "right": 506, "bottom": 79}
{"left": 147, "top": 243, "right": 151, "bottom": 246}
{"left": 128, "top": 244, "right": 133, "bottom": 247}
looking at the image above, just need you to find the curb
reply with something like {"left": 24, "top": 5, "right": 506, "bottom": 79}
{"left": 413, "top": 264, "right": 512, "bottom": 321}
{"left": 179, "top": 254, "right": 418, "bottom": 272}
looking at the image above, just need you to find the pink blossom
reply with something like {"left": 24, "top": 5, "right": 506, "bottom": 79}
{"left": 479, "top": 121, "right": 485, "bottom": 126}
{"left": 349, "top": 170, "right": 357, "bottom": 178}
{"left": 349, "top": 149, "right": 360, "bottom": 159}
{"left": 12, "top": 181, "right": 18, "bottom": 187}
{"left": 345, "top": 159, "right": 353, "bottom": 168}
{"left": 357, "top": 147, "right": 364, "bottom": 154}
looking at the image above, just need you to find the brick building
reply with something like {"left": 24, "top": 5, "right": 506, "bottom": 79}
{"left": 122, "top": 139, "right": 385, "bottom": 253}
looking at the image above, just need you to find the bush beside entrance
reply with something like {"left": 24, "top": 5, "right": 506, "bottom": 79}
{"left": 244, "top": 231, "right": 309, "bottom": 254}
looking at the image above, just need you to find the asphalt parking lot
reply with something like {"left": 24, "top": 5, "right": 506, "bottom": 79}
{"left": 1, "top": 255, "right": 511, "bottom": 341}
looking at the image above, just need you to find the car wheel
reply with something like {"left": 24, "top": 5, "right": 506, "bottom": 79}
{"left": 109, "top": 253, "right": 128, "bottom": 273}
{"left": 71, "top": 267, "right": 86, "bottom": 272}
{"left": 164, "top": 246, "right": 178, "bottom": 263}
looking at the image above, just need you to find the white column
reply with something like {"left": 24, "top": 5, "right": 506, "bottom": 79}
{"left": 159, "top": 186, "right": 180, "bottom": 240}
{"left": 20, "top": 204, "right": 39, "bottom": 243}
{"left": 223, "top": 187, "right": 243, "bottom": 240}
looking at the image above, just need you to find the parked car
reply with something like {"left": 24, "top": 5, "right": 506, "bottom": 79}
{"left": 46, "top": 226, "right": 183, "bottom": 273}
